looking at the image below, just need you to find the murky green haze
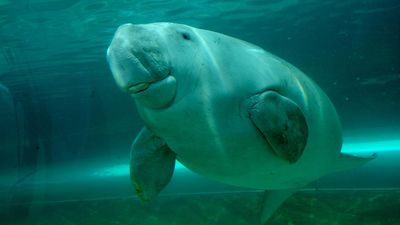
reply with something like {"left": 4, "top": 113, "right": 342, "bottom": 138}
{"left": 0, "top": 0, "right": 399, "bottom": 225}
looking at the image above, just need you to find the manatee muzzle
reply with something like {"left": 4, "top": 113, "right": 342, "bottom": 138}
{"left": 108, "top": 23, "right": 171, "bottom": 94}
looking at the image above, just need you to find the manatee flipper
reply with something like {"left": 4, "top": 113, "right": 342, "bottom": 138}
{"left": 130, "top": 127, "right": 176, "bottom": 202}
{"left": 248, "top": 90, "right": 308, "bottom": 163}
{"left": 260, "top": 189, "right": 298, "bottom": 224}
{"left": 330, "top": 152, "right": 376, "bottom": 173}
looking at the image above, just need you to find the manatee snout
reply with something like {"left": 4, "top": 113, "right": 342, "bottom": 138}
{"left": 107, "top": 23, "right": 171, "bottom": 93}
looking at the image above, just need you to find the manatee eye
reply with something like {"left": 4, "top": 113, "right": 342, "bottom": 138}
{"left": 181, "top": 33, "right": 191, "bottom": 40}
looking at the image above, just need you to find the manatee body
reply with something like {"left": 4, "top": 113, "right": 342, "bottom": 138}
{"left": 107, "top": 23, "right": 373, "bottom": 223}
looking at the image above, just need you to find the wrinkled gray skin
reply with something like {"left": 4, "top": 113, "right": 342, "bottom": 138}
{"left": 107, "top": 23, "right": 373, "bottom": 223}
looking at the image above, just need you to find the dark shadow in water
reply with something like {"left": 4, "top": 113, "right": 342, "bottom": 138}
{"left": 0, "top": 70, "right": 53, "bottom": 222}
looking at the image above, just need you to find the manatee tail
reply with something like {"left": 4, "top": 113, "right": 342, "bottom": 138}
{"left": 331, "top": 152, "right": 376, "bottom": 173}
{"left": 260, "top": 153, "right": 375, "bottom": 224}
{"left": 260, "top": 188, "right": 298, "bottom": 224}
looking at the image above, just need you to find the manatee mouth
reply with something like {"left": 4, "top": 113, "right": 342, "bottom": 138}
{"left": 124, "top": 50, "right": 171, "bottom": 94}
{"left": 128, "top": 82, "right": 150, "bottom": 94}
{"left": 127, "top": 66, "right": 172, "bottom": 94}
{"left": 127, "top": 69, "right": 173, "bottom": 95}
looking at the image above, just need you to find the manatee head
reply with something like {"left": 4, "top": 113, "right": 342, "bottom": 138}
{"left": 107, "top": 22, "right": 202, "bottom": 109}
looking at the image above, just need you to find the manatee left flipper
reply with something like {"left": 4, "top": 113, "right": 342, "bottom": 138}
{"left": 248, "top": 90, "right": 308, "bottom": 163}
{"left": 130, "top": 127, "right": 176, "bottom": 202}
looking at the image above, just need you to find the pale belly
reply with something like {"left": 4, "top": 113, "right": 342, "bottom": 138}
{"left": 152, "top": 108, "right": 320, "bottom": 190}
{"left": 139, "top": 84, "right": 333, "bottom": 190}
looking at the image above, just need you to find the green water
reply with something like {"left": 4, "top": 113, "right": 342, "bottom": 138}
{"left": 0, "top": 0, "right": 399, "bottom": 224}
{"left": 2, "top": 191, "right": 400, "bottom": 225}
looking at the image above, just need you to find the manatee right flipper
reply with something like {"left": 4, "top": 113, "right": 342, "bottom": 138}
{"left": 248, "top": 90, "right": 308, "bottom": 163}
{"left": 130, "top": 127, "right": 176, "bottom": 202}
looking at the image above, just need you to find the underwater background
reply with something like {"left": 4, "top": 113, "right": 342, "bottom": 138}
{"left": 0, "top": 0, "right": 399, "bottom": 224}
